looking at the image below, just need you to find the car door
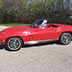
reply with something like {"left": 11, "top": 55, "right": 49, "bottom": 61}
{"left": 37, "top": 27, "right": 59, "bottom": 41}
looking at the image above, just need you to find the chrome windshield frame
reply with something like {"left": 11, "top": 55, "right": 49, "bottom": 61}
{"left": 39, "top": 20, "right": 47, "bottom": 28}
{"left": 30, "top": 19, "right": 47, "bottom": 28}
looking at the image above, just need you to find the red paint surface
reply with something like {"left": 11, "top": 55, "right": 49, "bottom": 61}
{"left": 0, "top": 23, "right": 72, "bottom": 45}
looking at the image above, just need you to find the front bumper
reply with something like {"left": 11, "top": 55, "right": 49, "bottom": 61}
{"left": 0, "top": 41, "right": 5, "bottom": 45}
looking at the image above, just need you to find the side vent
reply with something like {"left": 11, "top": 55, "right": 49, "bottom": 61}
{"left": 27, "top": 35, "right": 33, "bottom": 41}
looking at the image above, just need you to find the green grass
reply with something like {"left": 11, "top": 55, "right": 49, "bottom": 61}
{"left": 0, "top": 23, "right": 30, "bottom": 27}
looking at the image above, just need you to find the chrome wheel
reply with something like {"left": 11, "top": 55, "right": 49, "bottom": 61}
{"left": 60, "top": 33, "right": 71, "bottom": 45}
{"left": 6, "top": 38, "right": 22, "bottom": 51}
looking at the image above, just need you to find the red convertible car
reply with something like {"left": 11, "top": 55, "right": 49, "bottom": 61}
{"left": 0, "top": 19, "right": 72, "bottom": 51}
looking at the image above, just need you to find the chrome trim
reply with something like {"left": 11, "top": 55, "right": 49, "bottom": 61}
{"left": 24, "top": 38, "right": 59, "bottom": 45}
{"left": 0, "top": 41, "right": 5, "bottom": 45}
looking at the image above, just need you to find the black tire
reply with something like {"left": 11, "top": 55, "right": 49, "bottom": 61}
{"left": 59, "top": 33, "right": 71, "bottom": 45}
{"left": 5, "top": 37, "right": 22, "bottom": 51}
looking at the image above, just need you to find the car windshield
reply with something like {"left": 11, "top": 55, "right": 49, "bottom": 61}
{"left": 30, "top": 19, "right": 44, "bottom": 28}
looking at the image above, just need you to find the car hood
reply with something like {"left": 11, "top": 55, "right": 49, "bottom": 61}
{"left": 1, "top": 26, "right": 31, "bottom": 33}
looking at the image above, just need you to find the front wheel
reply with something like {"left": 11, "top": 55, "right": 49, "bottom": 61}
{"left": 59, "top": 33, "right": 71, "bottom": 45}
{"left": 5, "top": 37, "right": 22, "bottom": 51}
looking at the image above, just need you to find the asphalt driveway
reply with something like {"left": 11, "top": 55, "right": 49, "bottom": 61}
{"left": 0, "top": 26, "right": 72, "bottom": 72}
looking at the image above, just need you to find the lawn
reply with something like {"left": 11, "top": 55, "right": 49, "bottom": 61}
{"left": 0, "top": 23, "right": 30, "bottom": 27}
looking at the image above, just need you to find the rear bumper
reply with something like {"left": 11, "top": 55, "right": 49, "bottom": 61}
{"left": 0, "top": 41, "right": 5, "bottom": 45}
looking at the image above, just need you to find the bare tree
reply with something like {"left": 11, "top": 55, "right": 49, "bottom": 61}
{"left": 47, "top": 0, "right": 71, "bottom": 23}
{"left": 0, "top": 0, "right": 71, "bottom": 24}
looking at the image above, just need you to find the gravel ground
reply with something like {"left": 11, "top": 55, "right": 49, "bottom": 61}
{"left": 0, "top": 26, "right": 72, "bottom": 72}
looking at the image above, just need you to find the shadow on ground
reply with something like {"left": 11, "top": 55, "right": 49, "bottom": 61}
{"left": 0, "top": 45, "right": 5, "bottom": 50}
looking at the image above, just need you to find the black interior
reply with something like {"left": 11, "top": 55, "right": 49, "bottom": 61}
{"left": 48, "top": 24, "right": 58, "bottom": 28}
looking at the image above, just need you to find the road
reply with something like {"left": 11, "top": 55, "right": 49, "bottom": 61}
{"left": 0, "top": 26, "right": 72, "bottom": 72}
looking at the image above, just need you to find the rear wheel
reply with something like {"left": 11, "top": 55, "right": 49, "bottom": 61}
{"left": 59, "top": 33, "right": 71, "bottom": 45}
{"left": 5, "top": 37, "right": 22, "bottom": 51}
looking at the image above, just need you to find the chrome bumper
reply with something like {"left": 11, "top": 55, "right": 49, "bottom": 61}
{"left": 0, "top": 41, "right": 5, "bottom": 45}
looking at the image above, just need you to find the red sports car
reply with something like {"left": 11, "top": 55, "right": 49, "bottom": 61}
{"left": 0, "top": 19, "right": 72, "bottom": 51}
